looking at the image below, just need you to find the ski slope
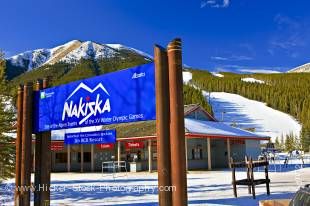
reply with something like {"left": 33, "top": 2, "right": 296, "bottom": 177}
{"left": 181, "top": 71, "right": 301, "bottom": 141}
{"left": 203, "top": 92, "right": 302, "bottom": 141}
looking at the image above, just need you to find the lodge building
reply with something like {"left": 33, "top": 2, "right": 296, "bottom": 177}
{"left": 33, "top": 104, "right": 269, "bottom": 172}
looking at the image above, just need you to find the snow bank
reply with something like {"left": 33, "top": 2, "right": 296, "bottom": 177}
{"left": 241, "top": 77, "right": 265, "bottom": 84}
{"left": 203, "top": 92, "right": 302, "bottom": 141}
{"left": 183, "top": 71, "right": 192, "bottom": 84}
{"left": 211, "top": 72, "right": 224, "bottom": 77}
{"left": 2, "top": 169, "right": 309, "bottom": 205}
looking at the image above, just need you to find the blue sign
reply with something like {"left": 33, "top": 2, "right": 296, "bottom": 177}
{"left": 34, "top": 63, "right": 156, "bottom": 132}
{"left": 64, "top": 130, "right": 116, "bottom": 145}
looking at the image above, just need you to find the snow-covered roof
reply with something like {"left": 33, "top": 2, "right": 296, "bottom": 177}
{"left": 51, "top": 118, "right": 269, "bottom": 141}
{"left": 185, "top": 118, "right": 269, "bottom": 139}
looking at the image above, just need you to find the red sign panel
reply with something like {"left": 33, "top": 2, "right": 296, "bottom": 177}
{"left": 96, "top": 143, "right": 114, "bottom": 150}
{"left": 125, "top": 141, "right": 144, "bottom": 149}
{"left": 51, "top": 142, "right": 64, "bottom": 151}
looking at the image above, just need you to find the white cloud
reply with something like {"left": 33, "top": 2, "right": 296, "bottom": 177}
{"left": 269, "top": 14, "right": 310, "bottom": 58}
{"left": 223, "top": 0, "right": 230, "bottom": 7}
{"left": 214, "top": 64, "right": 286, "bottom": 73}
{"left": 201, "top": 0, "right": 230, "bottom": 8}
{"left": 238, "top": 69, "right": 281, "bottom": 74}
{"left": 211, "top": 56, "right": 229, "bottom": 61}
{"left": 211, "top": 55, "right": 253, "bottom": 61}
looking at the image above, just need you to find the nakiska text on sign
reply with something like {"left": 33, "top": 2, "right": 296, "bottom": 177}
{"left": 34, "top": 63, "right": 156, "bottom": 132}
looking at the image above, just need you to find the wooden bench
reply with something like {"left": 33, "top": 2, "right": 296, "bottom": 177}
{"left": 230, "top": 156, "right": 270, "bottom": 199}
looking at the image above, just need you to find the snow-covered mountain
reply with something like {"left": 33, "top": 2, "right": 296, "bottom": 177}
{"left": 7, "top": 40, "right": 152, "bottom": 71}
{"left": 288, "top": 63, "right": 310, "bottom": 73}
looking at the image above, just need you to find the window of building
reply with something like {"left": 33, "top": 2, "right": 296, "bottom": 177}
{"left": 55, "top": 153, "right": 67, "bottom": 164}
{"left": 191, "top": 146, "right": 203, "bottom": 160}
{"left": 77, "top": 152, "right": 91, "bottom": 163}
{"left": 84, "top": 152, "right": 91, "bottom": 162}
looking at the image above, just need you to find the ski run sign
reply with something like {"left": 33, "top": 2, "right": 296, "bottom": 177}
{"left": 34, "top": 63, "right": 156, "bottom": 132}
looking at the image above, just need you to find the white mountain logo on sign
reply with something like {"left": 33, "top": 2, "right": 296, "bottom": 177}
{"left": 62, "top": 82, "right": 111, "bottom": 125}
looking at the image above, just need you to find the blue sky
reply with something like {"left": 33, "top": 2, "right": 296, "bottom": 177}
{"left": 1, "top": 0, "right": 310, "bottom": 72}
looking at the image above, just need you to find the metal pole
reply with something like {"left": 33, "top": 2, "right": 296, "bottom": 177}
{"left": 20, "top": 82, "right": 33, "bottom": 206}
{"left": 15, "top": 85, "right": 23, "bottom": 206}
{"left": 40, "top": 78, "right": 51, "bottom": 205}
{"left": 167, "top": 38, "right": 188, "bottom": 206}
{"left": 155, "top": 45, "right": 172, "bottom": 206}
{"left": 34, "top": 80, "right": 43, "bottom": 206}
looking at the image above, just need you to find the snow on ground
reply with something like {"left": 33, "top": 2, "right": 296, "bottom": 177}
{"left": 183, "top": 71, "right": 193, "bottom": 84}
{"left": 203, "top": 92, "right": 302, "bottom": 141}
{"left": 1, "top": 168, "right": 309, "bottom": 206}
{"left": 241, "top": 77, "right": 265, "bottom": 84}
{"left": 211, "top": 72, "right": 224, "bottom": 78}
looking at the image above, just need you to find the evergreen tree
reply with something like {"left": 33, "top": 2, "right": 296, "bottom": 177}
{"left": 274, "top": 137, "right": 281, "bottom": 150}
{"left": 0, "top": 50, "right": 16, "bottom": 181}
{"left": 285, "top": 133, "right": 295, "bottom": 152}
{"left": 280, "top": 135, "right": 285, "bottom": 151}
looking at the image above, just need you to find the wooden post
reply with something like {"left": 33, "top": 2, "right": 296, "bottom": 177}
{"left": 117, "top": 141, "right": 121, "bottom": 169}
{"left": 33, "top": 149, "right": 35, "bottom": 173}
{"left": 40, "top": 78, "right": 51, "bottom": 206}
{"left": 148, "top": 139, "right": 152, "bottom": 173}
{"left": 185, "top": 137, "right": 188, "bottom": 171}
{"left": 81, "top": 144, "right": 84, "bottom": 172}
{"left": 265, "top": 161, "right": 270, "bottom": 195}
{"left": 155, "top": 44, "right": 172, "bottom": 206}
{"left": 34, "top": 80, "right": 43, "bottom": 206}
{"left": 231, "top": 157, "right": 237, "bottom": 197}
{"left": 167, "top": 38, "right": 188, "bottom": 206}
{"left": 245, "top": 156, "right": 251, "bottom": 194}
{"left": 67, "top": 145, "right": 71, "bottom": 172}
{"left": 15, "top": 85, "right": 23, "bottom": 206}
{"left": 227, "top": 139, "right": 231, "bottom": 168}
{"left": 249, "top": 157, "right": 256, "bottom": 199}
{"left": 20, "top": 82, "right": 33, "bottom": 206}
{"left": 207, "top": 138, "right": 212, "bottom": 170}
{"left": 91, "top": 144, "right": 94, "bottom": 172}
{"left": 80, "top": 144, "right": 84, "bottom": 172}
